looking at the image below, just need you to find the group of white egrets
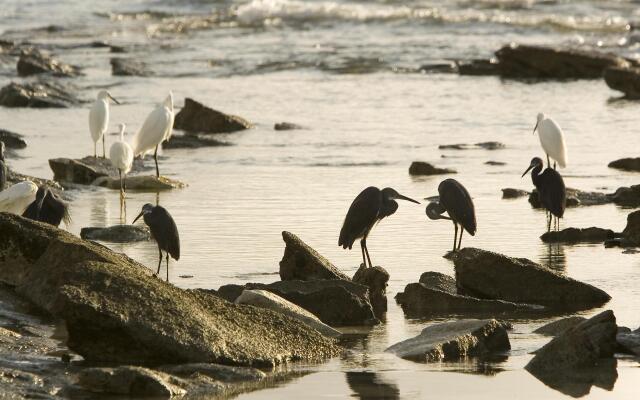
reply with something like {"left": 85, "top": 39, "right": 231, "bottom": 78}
{"left": 89, "top": 90, "right": 175, "bottom": 197}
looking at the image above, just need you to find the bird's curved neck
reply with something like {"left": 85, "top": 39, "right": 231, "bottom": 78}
{"left": 530, "top": 164, "right": 543, "bottom": 186}
{"left": 379, "top": 198, "right": 398, "bottom": 220}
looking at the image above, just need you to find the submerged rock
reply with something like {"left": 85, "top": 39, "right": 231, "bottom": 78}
{"left": 94, "top": 175, "right": 186, "bottom": 191}
{"left": 502, "top": 188, "right": 529, "bottom": 199}
{"left": 0, "top": 213, "right": 340, "bottom": 366}
{"left": 174, "top": 98, "right": 253, "bottom": 134}
{"left": 17, "top": 49, "right": 80, "bottom": 77}
{"left": 453, "top": 248, "right": 611, "bottom": 311}
{"left": 396, "top": 272, "right": 543, "bottom": 317}
{"left": 529, "top": 187, "right": 609, "bottom": 208}
{"left": 0, "top": 81, "right": 80, "bottom": 108}
{"left": 608, "top": 157, "right": 640, "bottom": 172}
{"left": 439, "top": 142, "right": 505, "bottom": 150}
{"left": 80, "top": 225, "right": 151, "bottom": 243}
{"left": 533, "top": 316, "right": 587, "bottom": 336}
{"left": 352, "top": 264, "right": 389, "bottom": 318}
{"left": 0, "top": 129, "right": 27, "bottom": 149}
{"left": 110, "top": 57, "right": 152, "bottom": 77}
{"left": 485, "top": 161, "right": 506, "bottom": 166}
{"left": 78, "top": 366, "right": 185, "bottom": 396}
{"left": 610, "top": 184, "right": 640, "bottom": 207}
{"left": 408, "top": 161, "right": 456, "bottom": 176}
{"left": 162, "top": 133, "right": 231, "bottom": 149}
{"left": 385, "top": 319, "right": 510, "bottom": 362}
{"left": 457, "top": 59, "right": 500, "bottom": 76}
{"left": 274, "top": 122, "right": 303, "bottom": 131}
{"left": 616, "top": 327, "right": 640, "bottom": 356}
{"left": 540, "top": 227, "right": 615, "bottom": 244}
{"left": 235, "top": 289, "right": 341, "bottom": 337}
{"left": 279, "top": 231, "right": 351, "bottom": 281}
{"left": 418, "top": 61, "right": 458, "bottom": 74}
{"left": 604, "top": 66, "right": 640, "bottom": 99}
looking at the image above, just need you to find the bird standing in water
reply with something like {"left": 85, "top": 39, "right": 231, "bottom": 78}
{"left": 522, "top": 157, "right": 566, "bottom": 232}
{"left": 131, "top": 92, "right": 174, "bottom": 178}
{"left": 22, "top": 186, "right": 70, "bottom": 227}
{"left": 533, "top": 113, "right": 568, "bottom": 170}
{"left": 109, "top": 123, "right": 134, "bottom": 198}
{"left": 426, "top": 178, "right": 477, "bottom": 252}
{"left": 89, "top": 90, "right": 120, "bottom": 158}
{"left": 133, "top": 203, "right": 180, "bottom": 281}
{"left": 339, "top": 187, "right": 419, "bottom": 268}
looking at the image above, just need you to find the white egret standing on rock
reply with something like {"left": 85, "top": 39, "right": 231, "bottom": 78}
{"left": 533, "top": 113, "right": 568, "bottom": 169}
{"left": 0, "top": 181, "right": 38, "bottom": 215}
{"left": 89, "top": 90, "right": 120, "bottom": 158}
{"left": 109, "top": 123, "right": 134, "bottom": 198}
{"left": 131, "top": 92, "right": 174, "bottom": 178}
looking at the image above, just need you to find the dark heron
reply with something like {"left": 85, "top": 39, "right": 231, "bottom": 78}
{"left": 426, "top": 178, "right": 477, "bottom": 252}
{"left": 339, "top": 186, "right": 419, "bottom": 268}
{"left": 0, "top": 141, "right": 6, "bottom": 191}
{"left": 522, "top": 157, "right": 566, "bottom": 232}
{"left": 133, "top": 203, "right": 180, "bottom": 281}
{"left": 22, "top": 186, "right": 70, "bottom": 227}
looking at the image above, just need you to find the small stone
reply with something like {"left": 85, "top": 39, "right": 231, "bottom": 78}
{"left": 174, "top": 98, "right": 253, "bottom": 134}
{"left": 110, "top": 58, "right": 152, "bottom": 77}
{"left": 80, "top": 225, "right": 151, "bottom": 243}
{"left": 0, "top": 129, "right": 27, "bottom": 149}
{"left": 540, "top": 227, "right": 615, "bottom": 244}
{"left": 352, "top": 264, "right": 389, "bottom": 318}
{"left": 274, "top": 122, "right": 303, "bottom": 131}
{"left": 608, "top": 157, "right": 640, "bottom": 172}
{"left": 502, "top": 188, "right": 529, "bottom": 199}
{"left": 408, "top": 161, "right": 456, "bottom": 176}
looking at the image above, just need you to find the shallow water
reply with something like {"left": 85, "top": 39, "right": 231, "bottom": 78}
{"left": 1, "top": 0, "right": 640, "bottom": 398}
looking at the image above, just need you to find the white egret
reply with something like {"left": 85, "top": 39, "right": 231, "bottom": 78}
{"left": 131, "top": 92, "right": 174, "bottom": 177}
{"left": 0, "top": 181, "right": 38, "bottom": 215}
{"left": 533, "top": 113, "right": 568, "bottom": 169}
{"left": 89, "top": 90, "right": 120, "bottom": 158}
{"left": 109, "top": 123, "right": 134, "bottom": 197}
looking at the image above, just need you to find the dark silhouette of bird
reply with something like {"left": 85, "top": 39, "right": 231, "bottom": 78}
{"left": 0, "top": 141, "right": 6, "bottom": 192}
{"left": 339, "top": 187, "right": 419, "bottom": 268}
{"left": 22, "top": 186, "right": 70, "bottom": 227}
{"left": 522, "top": 157, "right": 566, "bottom": 232}
{"left": 426, "top": 178, "right": 477, "bottom": 252}
{"left": 133, "top": 203, "right": 180, "bottom": 281}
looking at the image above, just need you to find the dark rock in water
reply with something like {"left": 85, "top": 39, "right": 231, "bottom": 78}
{"left": 457, "top": 59, "right": 500, "bottom": 76}
{"left": 49, "top": 156, "right": 148, "bottom": 185}
{"left": 453, "top": 248, "right": 611, "bottom": 311}
{"left": 622, "top": 210, "right": 640, "bottom": 245}
{"left": 603, "top": 238, "right": 635, "bottom": 249}
{"left": 540, "top": 227, "right": 615, "bottom": 244}
{"left": 409, "top": 161, "right": 456, "bottom": 176}
{"left": 279, "top": 231, "right": 351, "bottom": 281}
{"left": 395, "top": 272, "right": 543, "bottom": 317}
{"left": 616, "top": 327, "right": 640, "bottom": 356}
{"left": 110, "top": 57, "right": 152, "bottom": 77}
{"left": 352, "top": 264, "right": 389, "bottom": 318}
{"left": 385, "top": 319, "right": 510, "bottom": 362}
{"left": 533, "top": 316, "right": 587, "bottom": 336}
{"left": 0, "top": 213, "right": 340, "bottom": 366}
{"left": 0, "top": 129, "right": 27, "bottom": 149}
{"left": 174, "top": 98, "right": 253, "bottom": 134}
{"left": 610, "top": 184, "right": 640, "bottom": 207}
{"left": 495, "top": 44, "right": 629, "bottom": 79}
{"left": 485, "top": 161, "right": 506, "bottom": 166}
{"left": 0, "top": 81, "right": 80, "bottom": 108}
{"left": 604, "top": 66, "right": 640, "bottom": 99}
{"left": 345, "top": 372, "right": 400, "bottom": 400}
{"left": 17, "top": 49, "right": 80, "bottom": 77}
{"left": 274, "top": 122, "right": 303, "bottom": 131}
{"left": 162, "top": 133, "right": 231, "bottom": 149}
{"left": 94, "top": 175, "right": 186, "bottom": 191}
{"left": 78, "top": 366, "right": 185, "bottom": 396}
{"left": 419, "top": 61, "right": 457, "bottom": 74}
{"left": 80, "top": 225, "right": 151, "bottom": 243}
{"left": 608, "top": 157, "right": 640, "bottom": 172}
{"left": 159, "top": 363, "right": 265, "bottom": 383}
{"left": 219, "top": 280, "right": 378, "bottom": 327}
{"left": 525, "top": 311, "right": 618, "bottom": 397}
{"left": 110, "top": 44, "right": 127, "bottom": 53}
{"left": 439, "top": 142, "right": 505, "bottom": 150}
{"left": 502, "top": 188, "right": 529, "bottom": 199}
{"left": 529, "top": 187, "right": 610, "bottom": 208}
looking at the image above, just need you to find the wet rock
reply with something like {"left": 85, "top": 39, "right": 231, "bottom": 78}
{"left": 533, "top": 316, "right": 587, "bottom": 336}
{"left": 616, "top": 327, "right": 640, "bottom": 356}
{"left": 495, "top": 44, "right": 629, "bottom": 79}
{"left": 604, "top": 66, "right": 640, "bottom": 99}
{"left": 279, "top": 231, "right": 351, "bottom": 281}
{"left": 174, "top": 98, "right": 253, "bottom": 134}
{"left": 453, "top": 248, "right": 611, "bottom": 311}
{"left": 540, "top": 227, "right": 615, "bottom": 244}
{"left": 385, "top": 319, "right": 510, "bottom": 362}
{"left": 0, "top": 129, "right": 27, "bottom": 149}
{"left": 235, "top": 289, "right": 341, "bottom": 337}
{"left": 408, "top": 161, "right": 456, "bottom": 176}
{"left": 352, "top": 264, "right": 389, "bottom": 318}
{"left": 80, "top": 225, "right": 151, "bottom": 243}
{"left": 78, "top": 366, "right": 185, "bottom": 397}
{"left": 6, "top": 168, "right": 62, "bottom": 190}
{"left": 159, "top": 363, "right": 265, "bottom": 383}
{"left": 608, "top": 157, "right": 640, "bottom": 172}
{"left": 485, "top": 161, "right": 506, "bottom": 166}
{"left": 621, "top": 210, "right": 640, "bottom": 246}
{"left": 610, "top": 184, "right": 640, "bottom": 207}
{"left": 17, "top": 49, "right": 80, "bottom": 77}
{"left": 274, "top": 122, "right": 303, "bottom": 131}
{"left": 219, "top": 280, "right": 378, "bottom": 327}
{"left": 396, "top": 272, "right": 543, "bottom": 317}
{"left": 529, "top": 187, "right": 610, "bottom": 208}
{"left": 49, "top": 156, "right": 149, "bottom": 185}
{"left": 162, "top": 133, "right": 231, "bottom": 149}
{"left": 110, "top": 57, "right": 152, "bottom": 77}
{"left": 0, "top": 81, "right": 80, "bottom": 108}
{"left": 457, "top": 59, "right": 500, "bottom": 76}
{"left": 418, "top": 61, "right": 458, "bottom": 74}
{"left": 502, "top": 188, "right": 529, "bottom": 199}
{"left": 439, "top": 142, "right": 505, "bottom": 150}
{"left": 94, "top": 175, "right": 186, "bottom": 191}
{"left": 0, "top": 213, "right": 340, "bottom": 366}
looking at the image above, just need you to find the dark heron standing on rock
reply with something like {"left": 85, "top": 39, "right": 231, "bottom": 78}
{"left": 22, "top": 186, "right": 70, "bottom": 227}
{"left": 339, "top": 186, "right": 420, "bottom": 268}
{"left": 133, "top": 203, "right": 180, "bottom": 281}
{"left": 426, "top": 178, "right": 477, "bottom": 252}
{"left": 0, "top": 141, "right": 6, "bottom": 191}
{"left": 522, "top": 157, "right": 566, "bottom": 232}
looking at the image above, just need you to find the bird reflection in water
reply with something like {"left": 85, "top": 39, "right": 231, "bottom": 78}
{"left": 346, "top": 371, "right": 399, "bottom": 400}
{"left": 539, "top": 243, "right": 567, "bottom": 273}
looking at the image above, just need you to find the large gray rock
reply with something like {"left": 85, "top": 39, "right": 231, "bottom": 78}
{"left": 533, "top": 316, "right": 587, "bottom": 336}
{"left": 174, "top": 98, "right": 253, "bottom": 134}
{"left": 396, "top": 272, "right": 544, "bottom": 317}
{"left": 0, "top": 129, "right": 27, "bottom": 149}
{"left": 408, "top": 161, "right": 456, "bottom": 176}
{"left": 453, "top": 248, "right": 611, "bottom": 311}
{"left": 616, "top": 327, "right": 640, "bottom": 356}
{"left": 80, "top": 225, "right": 151, "bottom": 243}
{"left": 604, "top": 66, "right": 640, "bottom": 99}
{"left": 608, "top": 157, "right": 640, "bottom": 172}
{"left": 110, "top": 57, "right": 152, "bottom": 77}
{"left": 495, "top": 44, "right": 629, "bottom": 79}
{"left": 0, "top": 213, "right": 340, "bottom": 366}
{"left": 78, "top": 366, "right": 185, "bottom": 397}
{"left": 622, "top": 210, "right": 640, "bottom": 246}
{"left": 385, "top": 319, "right": 510, "bottom": 362}
{"left": 352, "top": 265, "right": 389, "bottom": 318}
{"left": 17, "top": 50, "right": 80, "bottom": 77}
{"left": 279, "top": 231, "right": 351, "bottom": 281}
{"left": 540, "top": 227, "right": 615, "bottom": 244}
{"left": 0, "top": 81, "right": 80, "bottom": 108}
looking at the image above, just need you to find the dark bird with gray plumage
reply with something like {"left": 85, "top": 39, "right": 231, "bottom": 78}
{"left": 22, "top": 186, "right": 70, "bottom": 227}
{"left": 426, "top": 178, "right": 477, "bottom": 252}
{"left": 339, "top": 186, "right": 420, "bottom": 268}
{"left": 133, "top": 203, "right": 180, "bottom": 281}
{"left": 522, "top": 156, "right": 566, "bottom": 232}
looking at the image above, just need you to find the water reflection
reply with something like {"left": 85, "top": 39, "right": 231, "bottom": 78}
{"left": 527, "top": 358, "right": 617, "bottom": 398}
{"left": 346, "top": 371, "right": 399, "bottom": 400}
{"left": 538, "top": 243, "right": 566, "bottom": 272}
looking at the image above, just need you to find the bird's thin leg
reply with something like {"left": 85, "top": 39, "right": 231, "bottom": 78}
{"left": 156, "top": 248, "right": 162, "bottom": 275}
{"left": 153, "top": 146, "right": 160, "bottom": 178}
{"left": 166, "top": 254, "right": 169, "bottom": 282}
{"left": 363, "top": 239, "right": 373, "bottom": 268}
{"left": 119, "top": 170, "right": 123, "bottom": 198}
{"left": 360, "top": 240, "right": 367, "bottom": 268}
{"left": 453, "top": 223, "right": 458, "bottom": 252}
{"left": 547, "top": 155, "right": 551, "bottom": 169}
{"left": 547, "top": 213, "right": 552, "bottom": 233}
{"left": 102, "top": 135, "right": 106, "bottom": 158}
{"left": 553, "top": 161, "right": 557, "bottom": 170}
{"left": 458, "top": 228, "right": 463, "bottom": 251}
{"left": 94, "top": 143, "right": 97, "bottom": 158}
{"left": 123, "top": 173, "right": 127, "bottom": 192}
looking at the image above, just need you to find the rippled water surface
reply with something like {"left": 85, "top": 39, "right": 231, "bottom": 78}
{"left": 1, "top": 0, "right": 640, "bottom": 398}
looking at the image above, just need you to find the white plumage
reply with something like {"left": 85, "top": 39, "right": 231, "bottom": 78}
{"left": 0, "top": 181, "right": 38, "bottom": 215}
{"left": 534, "top": 113, "right": 568, "bottom": 169}
{"left": 89, "top": 90, "right": 119, "bottom": 158}
{"left": 109, "top": 123, "right": 134, "bottom": 192}
{"left": 131, "top": 91, "right": 174, "bottom": 177}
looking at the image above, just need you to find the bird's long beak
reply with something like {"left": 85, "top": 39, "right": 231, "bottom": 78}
{"left": 532, "top": 121, "right": 539, "bottom": 135}
{"left": 521, "top": 164, "right": 534, "bottom": 178}
{"left": 396, "top": 193, "right": 420, "bottom": 204}
{"left": 109, "top": 94, "right": 120, "bottom": 105}
{"left": 132, "top": 211, "right": 144, "bottom": 224}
